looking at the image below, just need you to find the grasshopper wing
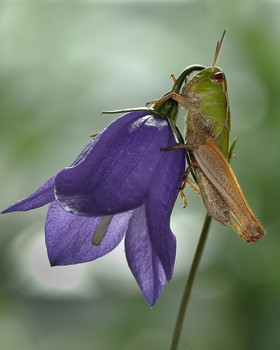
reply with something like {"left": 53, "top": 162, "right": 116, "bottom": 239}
{"left": 192, "top": 140, "right": 264, "bottom": 242}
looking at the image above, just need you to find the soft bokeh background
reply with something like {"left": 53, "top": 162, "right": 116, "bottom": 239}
{"left": 1, "top": 1, "right": 280, "bottom": 349}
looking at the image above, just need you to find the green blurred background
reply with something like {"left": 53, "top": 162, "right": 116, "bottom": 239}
{"left": 1, "top": 1, "right": 280, "bottom": 349}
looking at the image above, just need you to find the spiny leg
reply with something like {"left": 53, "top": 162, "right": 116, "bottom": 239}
{"left": 180, "top": 164, "right": 193, "bottom": 190}
{"left": 146, "top": 92, "right": 186, "bottom": 107}
{"left": 179, "top": 164, "right": 193, "bottom": 207}
{"left": 160, "top": 142, "right": 204, "bottom": 152}
{"left": 185, "top": 177, "right": 200, "bottom": 195}
{"left": 179, "top": 190, "right": 188, "bottom": 208}
{"left": 146, "top": 74, "right": 177, "bottom": 107}
{"left": 179, "top": 166, "right": 201, "bottom": 207}
{"left": 160, "top": 144, "right": 189, "bottom": 152}
{"left": 170, "top": 74, "right": 177, "bottom": 83}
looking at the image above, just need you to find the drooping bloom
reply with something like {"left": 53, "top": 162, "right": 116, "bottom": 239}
{"left": 2, "top": 110, "right": 185, "bottom": 307}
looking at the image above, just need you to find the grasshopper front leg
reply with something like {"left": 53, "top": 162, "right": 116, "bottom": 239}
{"left": 146, "top": 92, "right": 187, "bottom": 107}
{"left": 179, "top": 164, "right": 193, "bottom": 207}
{"left": 179, "top": 165, "right": 201, "bottom": 207}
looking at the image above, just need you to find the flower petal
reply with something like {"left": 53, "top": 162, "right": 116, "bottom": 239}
{"left": 146, "top": 133, "right": 185, "bottom": 280}
{"left": 1, "top": 135, "right": 101, "bottom": 214}
{"left": 54, "top": 112, "right": 175, "bottom": 216}
{"left": 45, "top": 200, "right": 133, "bottom": 266}
{"left": 125, "top": 204, "right": 166, "bottom": 307}
{"left": 1, "top": 175, "right": 56, "bottom": 213}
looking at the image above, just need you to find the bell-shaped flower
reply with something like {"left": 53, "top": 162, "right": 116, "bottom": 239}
{"left": 2, "top": 110, "right": 185, "bottom": 307}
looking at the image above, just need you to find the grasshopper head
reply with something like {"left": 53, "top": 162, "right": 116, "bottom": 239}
{"left": 190, "top": 66, "right": 227, "bottom": 95}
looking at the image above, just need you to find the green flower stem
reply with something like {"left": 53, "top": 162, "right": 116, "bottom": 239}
{"left": 169, "top": 213, "right": 212, "bottom": 350}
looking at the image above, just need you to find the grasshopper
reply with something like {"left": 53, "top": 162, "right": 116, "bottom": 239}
{"left": 147, "top": 31, "right": 264, "bottom": 242}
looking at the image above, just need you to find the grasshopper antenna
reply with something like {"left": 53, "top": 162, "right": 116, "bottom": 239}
{"left": 212, "top": 29, "right": 227, "bottom": 69}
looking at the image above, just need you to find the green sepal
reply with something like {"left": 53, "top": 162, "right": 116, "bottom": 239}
{"left": 102, "top": 107, "right": 153, "bottom": 115}
{"left": 228, "top": 137, "right": 238, "bottom": 163}
{"left": 171, "top": 65, "right": 205, "bottom": 94}
{"left": 90, "top": 132, "right": 99, "bottom": 138}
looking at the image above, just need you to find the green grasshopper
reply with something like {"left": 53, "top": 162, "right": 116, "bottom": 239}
{"left": 147, "top": 31, "right": 264, "bottom": 242}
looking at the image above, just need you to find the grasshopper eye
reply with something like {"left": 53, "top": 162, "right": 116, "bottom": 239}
{"left": 210, "top": 72, "right": 224, "bottom": 84}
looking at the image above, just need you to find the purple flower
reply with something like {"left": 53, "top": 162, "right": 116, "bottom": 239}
{"left": 2, "top": 111, "right": 185, "bottom": 307}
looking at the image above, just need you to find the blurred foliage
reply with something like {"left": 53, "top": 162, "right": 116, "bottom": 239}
{"left": 1, "top": 1, "right": 280, "bottom": 350}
